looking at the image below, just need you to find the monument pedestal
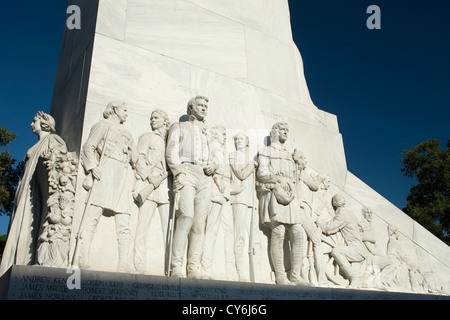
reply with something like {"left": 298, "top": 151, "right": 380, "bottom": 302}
{"left": 1, "top": 265, "right": 447, "bottom": 301}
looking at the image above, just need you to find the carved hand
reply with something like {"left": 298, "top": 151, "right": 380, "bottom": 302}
{"left": 203, "top": 163, "right": 216, "bottom": 176}
{"left": 174, "top": 173, "right": 187, "bottom": 191}
{"left": 276, "top": 176, "right": 290, "bottom": 191}
{"left": 292, "top": 148, "right": 301, "bottom": 163}
{"left": 149, "top": 173, "right": 166, "bottom": 188}
{"left": 91, "top": 167, "right": 102, "bottom": 180}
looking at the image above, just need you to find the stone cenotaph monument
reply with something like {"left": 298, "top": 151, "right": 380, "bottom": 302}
{"left": 1, "top": 0, "right": 449, "bottom": 300}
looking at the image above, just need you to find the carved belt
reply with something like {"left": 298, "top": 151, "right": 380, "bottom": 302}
{"left": 182, "top": 160, "right": 207, "bottom": 166}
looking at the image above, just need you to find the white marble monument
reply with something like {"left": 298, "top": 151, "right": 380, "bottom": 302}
{"left": 1, "top": 0, "right": 449, "bottom": 297}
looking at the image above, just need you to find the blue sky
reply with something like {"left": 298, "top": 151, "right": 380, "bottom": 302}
{"left": 0, "top": 1, "right": 449, "bottom": 235}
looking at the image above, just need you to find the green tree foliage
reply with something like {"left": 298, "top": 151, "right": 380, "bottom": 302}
{"left": 0, "top": 126, "right": 24, "bottom": 216}
{"left": 400, "top": 139, "right": 450, "bottom": 245}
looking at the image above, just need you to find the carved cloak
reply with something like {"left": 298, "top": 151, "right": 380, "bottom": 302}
{"left": 0, "top": 134, "right": 66, "bottom": 275}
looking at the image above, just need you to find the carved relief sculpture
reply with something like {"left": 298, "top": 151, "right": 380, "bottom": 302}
{"left": 2, "top": 103, "right": 448, "bottom": 296}
{"left": 133, "top": 109, "right": 171, "bottom": 274}
{"left": 165, "top": 96, "right": 217, "bottom": 278}
{"left": 75, "top": 101, "right": 138, "bottom": 272}
{"left": 0, "top": 112, "right": 67, "bottom": 275}
{"left": 318, "top": 194, "right": 369, "bottom": 288}
{"left": 294, "top": 151, "right": 328, "bottom": 286}
{"left": 379, "top": 225, "right": 429, "bottom": 293}
{"left": 256, "top": 122, "right": 309, "bottom": 286}
{"left": 36, "top": 144, "right": 78, "bottom": 267}
{"left": 201, "top": 125, "right": 233, "bottom": 280}
{"left": 229, "top": 132, "right": 259, "bottom": 282}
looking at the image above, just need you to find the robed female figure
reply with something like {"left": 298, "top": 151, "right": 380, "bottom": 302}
{"left": 0, "top": 111, "right": 66, "bottom": 275}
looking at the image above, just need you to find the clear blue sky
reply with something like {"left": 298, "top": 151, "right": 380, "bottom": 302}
{"left": 0, "top": 1, "right": 449, "bottom": 235}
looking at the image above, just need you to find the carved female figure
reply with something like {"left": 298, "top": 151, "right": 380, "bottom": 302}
{"left": 0, "top": 111, "right": 66, "bottom": 275}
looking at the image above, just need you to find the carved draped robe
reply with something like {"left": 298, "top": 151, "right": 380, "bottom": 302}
{"left": 0, "top": 134, "right": 66, "bottom": 275}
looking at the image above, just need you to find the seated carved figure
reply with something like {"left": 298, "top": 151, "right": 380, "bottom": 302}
{"left": 318, "top": 194, "right": 369, "bottom": 288}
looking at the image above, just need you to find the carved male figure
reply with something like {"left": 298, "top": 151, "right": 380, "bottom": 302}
{"left": 229, "top": 132, "right": 258, "bottom": 281}
{"left": 359, "top": 206, "right": 380, "bottom": 256}
{"left": 318, "top": 194, "right": 369, "bottom": 288}
{"left": 294, "top": 151, "right": 328, "bottom": 285}
{"left": 133, "top": 109, "right": 171, "bottom": 273}
{"left": 201, "top": 125, "right": 231, "bottom": 279}
{"left": 256, "top": 122, "right": 309, "bottom": 285}
{"left": 312, "top": 173, "right": 334, "bottom": 224}
{"left": 78, "top": 101, "right": 138, "bottom": 271}
{"left": 165, "top": 95, "right": 217, "bottom": 278}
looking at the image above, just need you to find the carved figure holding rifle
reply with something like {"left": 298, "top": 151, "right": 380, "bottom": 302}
{"left": 76, "top": 101, "right": 138, "bottom": 272}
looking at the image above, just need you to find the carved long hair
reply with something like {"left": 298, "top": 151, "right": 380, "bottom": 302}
{"left": 151, "top": 109, "right": 171, "bottom": 130}
{"left": 36, "top": 111, "right": 56, "bottom": 134}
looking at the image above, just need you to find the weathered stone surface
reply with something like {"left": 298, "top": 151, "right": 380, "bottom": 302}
{"left": 1, "top": 265, "right": 448, "bottom": 300}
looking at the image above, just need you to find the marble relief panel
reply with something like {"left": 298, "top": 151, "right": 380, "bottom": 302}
{"left": 125, "top": 0, "right": 248, "bottom": 81}
{"left": 87, "top": 34, "right": 193, "bottom": 121}
{"left": 186, "top": 0, "right": 293, "bottom": 44}
{"left": 96, "top": 0, "right": 128, "bottom": 41}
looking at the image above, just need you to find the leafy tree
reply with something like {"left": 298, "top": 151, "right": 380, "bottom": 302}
{"left": 0, "top": 126, "right": 24, "bottom": 217}
{"left": 400, "top": 139, "right": 450, "bottom": 245}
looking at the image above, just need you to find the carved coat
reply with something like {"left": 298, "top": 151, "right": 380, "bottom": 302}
{"left": 0, "top": 134, "right": 66, "bottom": 275}
{"left": 81, "top": 118, "right": 137, "bottom": 214}
{"left": 165, "top": 116, "right": 211, "bottom": 177}
{"left": 321, "top": 206, "right": 369, "bottom": 261}
{"left": 134, "top": 130, "right": 170, "bottom": 205}
{"left": 256, "top": 144, "right": 302, "bottom": 225}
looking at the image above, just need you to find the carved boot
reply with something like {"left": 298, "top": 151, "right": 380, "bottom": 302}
{"left": 79, "top": 230, "right": 94, "bottom": 269}
{"left": 290, "top": 238, "right": 310, "bottom": 286}
{"left": 332, "top": 249, "right": 360, "bottom": 289}
{"left": 270, "top": 236, "right": 292, "bottom": 285}
{"left": 117, "top": 237, "right": 131, "bottom": 273}
{"left": 234, "top": 246, "right": 247, "bottom": 282}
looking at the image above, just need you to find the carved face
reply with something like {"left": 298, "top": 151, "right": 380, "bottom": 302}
{"left": 235, "top": 134, "right": 247, "bottom": 151}
{"left": 189, "top": 98, "right": 208, "bottom": 121}
{"left": 323, "top": 176, "right": 331, "bottom": 189}
{"left": 332, "top": 194, "right": 346, "bottom": 210}
{"left": 215, "top": 128, "right": 226, "bottom": 145}
{"left": 115, "top": 105, "right": 128, "bottom": 124}
{"left": 277, "top": 125, "right": 289, "bottom": 143}
{"left": 30, "top": 116, "right": 42, "bottom": 134}
{"left": 295, "top": 151, "right": 307, "bottom": 169}
{"left": 150, "top": 112, "right": 166, "bottom": 131}
{"left": 363, "top": 210, "right": 372, "bottom": 222}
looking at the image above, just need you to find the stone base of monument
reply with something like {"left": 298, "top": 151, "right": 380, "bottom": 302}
{"left": 1, "top": 265, "right": 448, "bottom": 301}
